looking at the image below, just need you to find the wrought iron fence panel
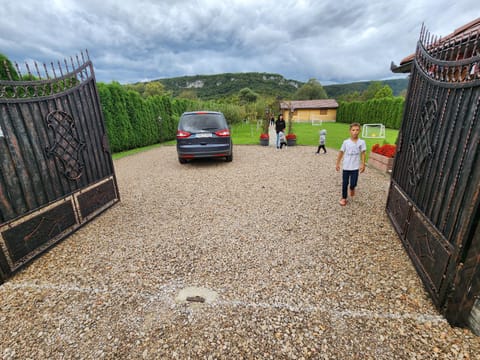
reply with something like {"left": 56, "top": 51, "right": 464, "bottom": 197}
{"left": 0, "top": 51, "right": 119, "bottom": 282}
{"left": 387, "top": 24, "right": 480, "bottom": 327}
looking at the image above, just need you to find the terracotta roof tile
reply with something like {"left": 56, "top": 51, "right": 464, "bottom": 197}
{"left": 399, "top": 17, "right": 480, "bottom": 66}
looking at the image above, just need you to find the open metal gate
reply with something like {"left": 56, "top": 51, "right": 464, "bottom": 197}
{"left": 0, "top": 51, "right": 119, "bottom": 283}
{"left": 386, "top": 25, "right": 480, "bottom": 327}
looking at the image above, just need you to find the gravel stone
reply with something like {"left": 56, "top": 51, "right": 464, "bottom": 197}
{"left": 0, "top": 145, "right": 479, "bottom": 359}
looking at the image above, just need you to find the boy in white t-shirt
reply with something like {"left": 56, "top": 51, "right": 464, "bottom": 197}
{"left": 335, "top": 123, "right": 366, "bottom": 206}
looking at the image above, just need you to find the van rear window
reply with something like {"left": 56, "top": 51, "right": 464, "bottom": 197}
{"left": 179, "top": 114, "right": 226, "bottom": 132}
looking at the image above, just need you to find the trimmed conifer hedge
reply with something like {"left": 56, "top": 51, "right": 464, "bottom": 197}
{"left": 336, "top": 97, "right": 405, "bottom": 129}
{"left": 98, "top": 82, "right": 192, "bottom": 153}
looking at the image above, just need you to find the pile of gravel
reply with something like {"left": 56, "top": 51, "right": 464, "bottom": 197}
{"left": 1, "top": 145, "right": 478, "bottom": 359}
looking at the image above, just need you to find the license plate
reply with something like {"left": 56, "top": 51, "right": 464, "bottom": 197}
{"left": 196, "top": 133, "right": 212, "bottom": 138}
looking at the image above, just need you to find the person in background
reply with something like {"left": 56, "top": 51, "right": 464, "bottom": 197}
{"left": 315, "top": 129, "right": 327, "bottom": 154}
{"left": 275, "top": 114, "right": 286, "bottom": 149}
{"left": 335, "top": 123, "right": 366, "bottom": 206}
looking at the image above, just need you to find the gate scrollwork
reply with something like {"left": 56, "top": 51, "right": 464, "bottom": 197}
{"left": 45, "top": 110, "right": 85, "bottom": 181}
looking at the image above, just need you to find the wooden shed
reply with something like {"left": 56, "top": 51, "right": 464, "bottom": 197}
{"left": 280, "top": 99, "right": 338, "bottom": 122}
{"left": 389, "top": 19, "right": 480, "bottom": 335}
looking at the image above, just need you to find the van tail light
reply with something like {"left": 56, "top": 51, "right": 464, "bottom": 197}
{"left": 214, "top": 129, "right": 230, "bottom": 137}
{"left": 176, "top": 130, "right": 191, "bottom": 138}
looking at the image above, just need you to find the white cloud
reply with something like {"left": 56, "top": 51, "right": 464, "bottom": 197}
{"left": 1, "top": 0, "right": 478, "bottom": 84}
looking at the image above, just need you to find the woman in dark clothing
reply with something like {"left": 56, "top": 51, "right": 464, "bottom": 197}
{"left": 275, "top": 114, "right": 286, "bottom": 149}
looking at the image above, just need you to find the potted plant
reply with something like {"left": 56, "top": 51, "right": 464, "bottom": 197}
{"left": 286, "top": 133, "right": 297, "bottom": 146}
{"left": 259, "top": 108, "right": 271, "bottom": 146}
{"left": 259, "top": 132, "right": 269, "bottom": 146}
{"left": 369, "top": 143, "right": 396, "bottom": 172}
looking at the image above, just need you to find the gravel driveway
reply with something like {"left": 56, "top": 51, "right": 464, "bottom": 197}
{"left": 0, "top": 145, "right": 479, "bottom": 359}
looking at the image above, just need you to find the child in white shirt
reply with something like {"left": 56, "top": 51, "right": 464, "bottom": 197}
{"left": 335, "top": 123, "right": 366, "bottom": 206}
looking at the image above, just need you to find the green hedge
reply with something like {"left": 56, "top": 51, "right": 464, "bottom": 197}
{"left": 336, "top": 97, "right": 405, "bottom": 129}
{"left": 98, "top": 82, "right": 192, "bottom": 153}
{"left": 98, "top": 82, "right": 261, "bottom": 152}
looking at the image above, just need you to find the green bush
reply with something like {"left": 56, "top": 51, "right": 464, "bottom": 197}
{"left": 98, "top": 82, "right": 190, "bottom": 152}
{"left": 337, "top": 97, "right": 404, "bottom": 129}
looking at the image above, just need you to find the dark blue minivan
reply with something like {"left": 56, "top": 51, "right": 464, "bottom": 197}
{"left": 176, "top": 111, "right": 233, "bottom": 164}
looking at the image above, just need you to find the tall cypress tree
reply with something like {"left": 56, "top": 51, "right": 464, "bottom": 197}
{"left": 0, "top": 53, "right": 20, "bottom": 81}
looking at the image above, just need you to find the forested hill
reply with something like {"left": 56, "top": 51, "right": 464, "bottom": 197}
{"left": 324, "top": 78, "right": 409, "bottom": 98}
{"left": 157, "top": 72, "right": 303, "bottom": 100}
{"left": 156, "top": 72, "right": 409, "bottom": 100}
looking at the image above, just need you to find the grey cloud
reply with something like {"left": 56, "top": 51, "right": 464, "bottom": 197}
{"left": 1, "top": 0, "right": 478, "bottom": 84}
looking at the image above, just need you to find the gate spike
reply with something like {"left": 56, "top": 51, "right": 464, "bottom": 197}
{"left": 25, "top": 63, "right": 33, "bottom": 79}
{"left": 43, "top": 63, "right": 50, "bottom": 79}
{"left": 446, "top": 39, "right": 454, "bottom": 61}
{"left": 14, "top": 62, "right": 22, "bottom": 79}
{"left": 51, "top": 62, "right": 57, "bottom": 79}
{"left": 64, "top": 58, "right": 70, "bottom": 74}
{"left": 70, "top": 56, "right": 75, "bottom": 73}
{"left": 463, "top": 31, "right": 473, "bottom": 58}
{"left": 76, "top": 54, "right": 84, "bottom": 81}
{"left": 85, "top": 49, "right": 90, "bottom": 61}
{"left": 455, "top": 40, "right": 462, "bottom": 61}
{"left": 34, "top": 61, "right": 42, "bottom": 79}
{"left": 57, "top": 60, "right": 65, "bottom": 89}
{"left": 431, "top": 35, "right": 438, "bottom": 57}
{"left": 3, "top": 60, "right": 13, "bottom": 81}
{"left": 471, "top": 30, "right": 479, "bottom": 53}
{"left": 57, "top": 60, "right": 64, "bottom": 78}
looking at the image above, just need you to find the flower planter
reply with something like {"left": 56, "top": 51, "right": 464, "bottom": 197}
{"left": 368, "top": 152, "right": 394, "bottom": 173}
{"left": 286, "top": 134, "right": 296, "bottom": 146}
{"left": 260, "top": 138, "right": 269, "bottom": 146}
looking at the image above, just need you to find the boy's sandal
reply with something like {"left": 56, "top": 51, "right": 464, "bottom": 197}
{"left": 339, "top": 199, "right": 347, "bottom": 206}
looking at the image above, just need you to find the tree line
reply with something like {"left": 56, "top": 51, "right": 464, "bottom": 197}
{"left": 1, "top": 53, "right": 406, "bottom": 153}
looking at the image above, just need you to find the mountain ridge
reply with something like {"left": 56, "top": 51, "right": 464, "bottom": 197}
{"left": 155, "top": 72, "right": 408, "bottom": 100}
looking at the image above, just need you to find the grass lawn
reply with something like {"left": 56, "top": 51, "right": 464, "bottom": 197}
{"left": 230, "top": 121, "right": 399, "bottom": 152}
{"left": 112, "top": 143, "right": 163, "bottom": 160}
{"left": 112, "top": 122, "right": 399, "bottom": 160}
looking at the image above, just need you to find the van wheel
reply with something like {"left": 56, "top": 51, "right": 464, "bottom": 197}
{"left": 179, "top": 158, "right": 187, "bottom": 164}
{"left": 226, "top": 154, "right": 233, "bottom": 162}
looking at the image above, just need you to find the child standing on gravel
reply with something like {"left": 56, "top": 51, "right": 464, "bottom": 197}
{"left": 315, "top": 129, "right": 327, "bottom": 154}
{"left": 335, "top": 123, "right": 366, "bottom": 206}
{"left": 278, "top": 130, "right": 287, "bottom": 149}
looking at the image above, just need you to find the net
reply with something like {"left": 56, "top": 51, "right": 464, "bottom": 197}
{"left": 362, "top": 123, "right": 385, "bottom": 138}
{"left": 311, "top": 115, "right": 323, "bottom": 126}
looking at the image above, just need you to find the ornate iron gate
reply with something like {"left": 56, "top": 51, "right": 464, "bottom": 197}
{"left": 387, "top": 26, "right": 480, "bottom": 326}
{"left": 0, "top": 51, "right": 119, "bottom": 282}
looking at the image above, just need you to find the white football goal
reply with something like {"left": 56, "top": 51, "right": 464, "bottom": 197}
{"left": 310, "top": 115, "right": 323, "bottom": 126}
{"left": 362, "top": 123, "right": 386, "bottom": 138}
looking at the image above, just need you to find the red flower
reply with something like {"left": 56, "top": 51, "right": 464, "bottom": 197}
{"left": 260, "top": 133, "right": 269, "bottom": 139}
{"left": 286, "top": 133, "right": 297, "bottom": 140}
{"left": 372, "top": 143, "right": 396, "bottom": 158}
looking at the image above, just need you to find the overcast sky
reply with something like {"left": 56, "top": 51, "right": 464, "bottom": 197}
{"left": 0, "top": 0, "right": 478, "bottom": 85}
